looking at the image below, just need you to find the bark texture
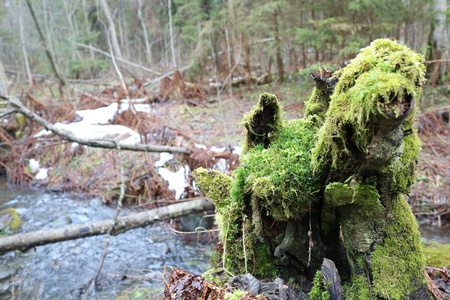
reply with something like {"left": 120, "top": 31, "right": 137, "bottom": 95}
{"left": 0, "top": 199, "right": 213, "bottom": 253}
{"left": 193, "top": 39, "right": 431, "bottom": 299}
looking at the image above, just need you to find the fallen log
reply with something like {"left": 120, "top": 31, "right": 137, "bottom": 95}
{"left": 4, "top": 96, "right": 191, "bottom": 154}
{"left": 0, "top": 198, "right": 214, "bottom": 254}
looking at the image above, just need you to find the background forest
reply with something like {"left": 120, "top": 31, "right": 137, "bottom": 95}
{"left": 0, "top": 0, "right": 449, "bottom": 88}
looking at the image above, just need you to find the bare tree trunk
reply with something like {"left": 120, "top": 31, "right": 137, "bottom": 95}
{"left": 0, "top": 59, "right": 8, "bottom": 96}
{"left": 138, "top": 0, "right": 153, "bottom": 66}
{"left": 273, "top": 8, "right": 284, "bottom": 83}
{"left": 99, "top": 0, "right": 122, "bottom": 59}
{"left": 168, "top": 0, "right": 177, "bottom": 68}
{"left": 0, "top": 199, "right": 214, "bottom": 254}
{"left": 224, "top": 24, "right": 233, "bottom": 100}
{"left": 18, "top": 1, "right": 33, "bottom": 89}
{"left": 25, "top": 0, "right": 66, "bottom": 86}
{"left": 429, "top": 0, "right": 449, "bottom": 86}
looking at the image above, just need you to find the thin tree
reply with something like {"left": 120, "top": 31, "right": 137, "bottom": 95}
{"left": 25, "top": 0, "right": 66, "bottom": 86}
{"left": 99, "top": 0, "right": 122, "bottom": 59}
{"left": 18, "top": 0, "right": 33, "bottom": 89}
{"left": 168, "top": 0, "right": 177, "bottom": 68}
{"left": 138, "top": 0, "right": 153, "bottom": 66}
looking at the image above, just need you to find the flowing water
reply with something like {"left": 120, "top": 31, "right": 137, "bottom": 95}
{"left": 0, "top": 179, "right": 213, "bottom": 299}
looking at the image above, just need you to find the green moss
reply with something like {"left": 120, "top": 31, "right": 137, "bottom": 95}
{"left": 422, "top": 242, "right": 450, "bottom": 268}
{"left": 309, "top": 271, "right": 331, "bottom": 300}
{"left": 371, "top": 195, "right": 426, "bottom": 299}
{"left": 0, "top": 208, "right": 21, "bottom": 231}
{"left": 343, "top": 275, "right": 371, "bottom": 299}
{"left": 304, "top": 87, "right": 330, "bottom": 123}
{"left": 389, "top": 129, "right": 422, "bottom": 194}
{"left": 322, "top": 180, "right": 385, "bottom": 245}
{"left": 252, "top": 242, "right": 278, "bottom": 278}
{"left": 233, "top": 118, "right": 321, "bottom": 221}
{"left": 192, "top": 168, "right": 232, "bottom": 211}
{"left": 224, "top": 289, "right": 247, "bottom": 300}
{"left": 311, "top": 39, "right": 425, "bottom": 171}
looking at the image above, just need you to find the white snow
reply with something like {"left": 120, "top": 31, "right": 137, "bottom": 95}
{"left": 155, "top": 152, "right": 174, "bottom": 167}
{"left": 233, "top": 146, "right": 243, "bottom": 156}
{"left": 35, "top": 101, "right": 152, "bottom": 143}
{"left": 215, "top": 158, "right": 227, "bottom": 172}
{"left": 158, "top": 165, "right": 189, "bottom": 200}
{"left": 29, "top": 159, "right": 40, "bottom": 172}
{"left": 210, "top": 146, "right": 226, "bottom": 153}
{"left": 36, "top": 168, "right": 49, "bottom": 180}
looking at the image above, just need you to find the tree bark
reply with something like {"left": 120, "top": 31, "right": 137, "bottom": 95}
{"left": 168, "top": 0, "right": 177, "bottom": 68}
{"left": 0, "top": 58, "right": 7, "bottom": 96}
{"left": 99, "top": 0, "right": 122, "bottom": 59}
{"left": 0, "top": 198, "right": 214, "bottom": 254}
{"left": 273, "top": 8, "right": 284, "bottom": 83}
{"left": 5, "top": 96, "right": 191, "bottom": 155}
{"left": 138, "top": 0, "right": 153, "bottom": 66}
{"left": 25, "top": 0, "right": 66, "bottom": 86}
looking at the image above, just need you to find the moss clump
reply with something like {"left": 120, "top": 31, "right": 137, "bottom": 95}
{"left": 192, "top": 168, "right": 232, "bottom": 211}
{"left": 233, "top": 118, "right": 321, "bottom": 222}
{"left": 343, "top": 275, "right": 371, "bottom": 299}
{"left": 371, "top": 195, "right": 426, "bottom": 299}
{"left": 0, "top": 208, "right": 21, "bottom": 231}
{"left": 309, "top": 271, "right": 331, "bottom": 300}
{"left": 311, "top": 39, "right": 425, "bottom": 171}
{"left": 389, "top": 129, "right": 422, "bottom": 194}
{"left": 422, "top": 242, "right": 450, "bottom": 268}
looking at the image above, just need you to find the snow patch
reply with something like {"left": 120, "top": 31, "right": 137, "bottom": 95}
{"left": 29, "top": 159, "right": 40, "bottom": 172}
{"left": 233, "top": 146, "right": 243, "bottom": 156}
{"left": 158, "top": 166, "right": 189, "bottom": 200}
{"left": 35, "top": 101, "right": 153, "bottom": 142}
{"left": 210, "top": 146, "right": 226, "bottom": 153}
{"left": 155, "top": 152, "right": 174, "bottom": 167}
{"left": 36, "top": 168, "right": 49, "bottom": 180}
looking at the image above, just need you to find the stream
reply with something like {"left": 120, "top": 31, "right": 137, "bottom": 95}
{"left": 0, "top": 179, "right": 213, "bottom": 299}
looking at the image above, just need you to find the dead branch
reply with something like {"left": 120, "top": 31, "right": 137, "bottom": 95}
{"left": 67, "top": 39, "right": 161, "bottom": 76}
{"left": 0, "top": 198, "right": 214, "bottom": 254}
{"left": 4, "top": 96, "right": 191, "bottom": 154}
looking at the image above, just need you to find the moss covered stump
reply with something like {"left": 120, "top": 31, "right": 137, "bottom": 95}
{"left": 193, "top": 39, "right": 431, "bottom": 299}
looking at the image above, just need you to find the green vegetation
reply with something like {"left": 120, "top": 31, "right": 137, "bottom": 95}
{"left": 309, "top": 271, "right": 331, "bottom": 300}
{"left": 0, "top": 207, "right": 21, "bottom": 231}
{"left": 311, "top": 39, "right": 426, "bottom": 172}
{"left": 423, "top": 242, "right": 450, "bottom": 268}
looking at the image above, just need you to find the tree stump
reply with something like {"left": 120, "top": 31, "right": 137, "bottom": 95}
{"left": 193, "top": 39, "right": 431, "bottom": 299}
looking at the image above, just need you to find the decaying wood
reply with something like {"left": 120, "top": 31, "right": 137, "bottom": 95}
{"left": 0, "top": 198, "right": 214, "bottom": 254}
{"left": 321, "top": 259, "right": 343, "bottom": 300}
{"left": 4, "top": 96, "right": 191, "bottom": 154}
